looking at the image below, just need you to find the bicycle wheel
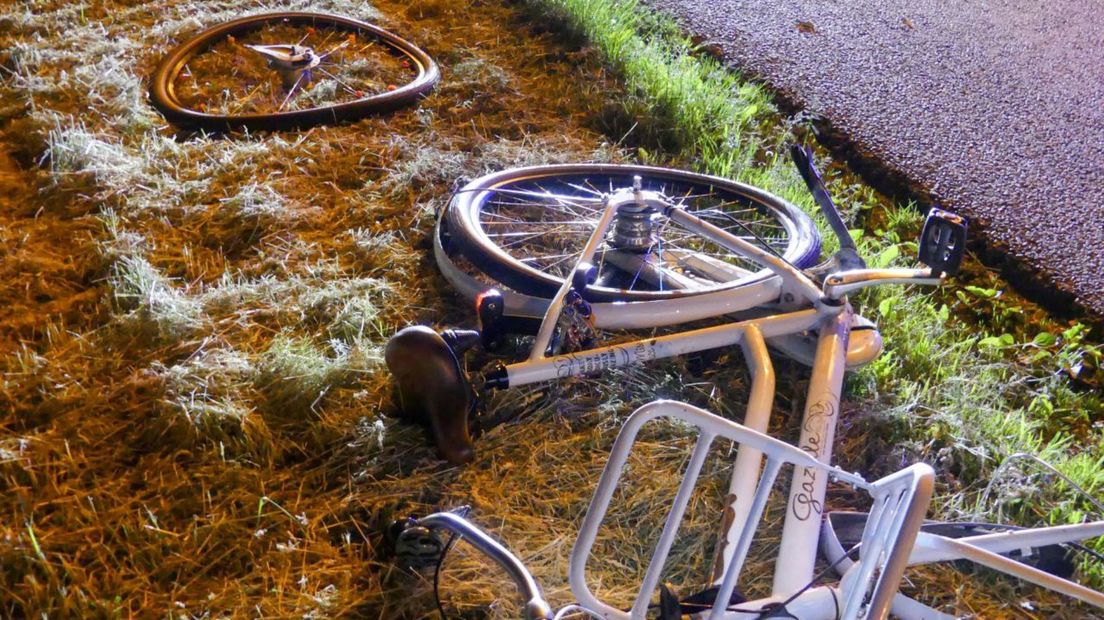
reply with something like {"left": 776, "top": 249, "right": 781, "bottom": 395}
{"left": 443, "top": 164, "right": 821, "bottom": 302}
{"left": 149, "top": 12, "right": 439, "bottom": 132}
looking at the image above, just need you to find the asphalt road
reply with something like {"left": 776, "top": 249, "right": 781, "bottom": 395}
{"left": 647, "top": 0, "right": 1104, "bottom": 316}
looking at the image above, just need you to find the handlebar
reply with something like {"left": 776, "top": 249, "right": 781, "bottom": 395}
{"left": 822, "top": 267, "right": 943, "bottom": 299}
{"left": 789, "top": 144, "right": 968, "bottom": 300}
{"left": 415, "top": 512, "right": 554, "bottom": 620}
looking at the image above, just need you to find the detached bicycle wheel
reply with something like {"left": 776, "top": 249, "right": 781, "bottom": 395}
{"left": 149, "top": 12, "right": 439, "bottom": 132}
{"left": 443, "top": 164, "right": 821, "bottom": 302}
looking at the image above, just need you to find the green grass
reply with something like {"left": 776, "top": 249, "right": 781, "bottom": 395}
{"left": 526, "top": 0, "right": 771, "bottom": 173}
{"left": 525, "top": 0, "right": 1104, "bottom": 553}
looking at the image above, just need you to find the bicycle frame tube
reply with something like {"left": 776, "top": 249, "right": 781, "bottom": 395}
{"left": 773, "top": 307, "right": 852, "bottom": 594}
{"left": 711, "top": 325, "right": 774, "bottom": 583}
{"left": 500, "top": 308, "right": 826, "bottom": 387}
{"left": 663, "top": 205, "right": 821, "bottom": 305}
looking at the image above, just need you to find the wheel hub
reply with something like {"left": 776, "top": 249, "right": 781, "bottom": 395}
{"left": 607, "top": 177, "right": 669, "bottom": 252}
{"left": 244, "top": 43, "right": 322, "bottom": 89}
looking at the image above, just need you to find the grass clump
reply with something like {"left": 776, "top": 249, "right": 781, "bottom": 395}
{"left": 110, "top": 254, "right": 205, "bottom": 341}
{"left": 254, "top": 335, "right": 352, "bottom": 422}
{"left": 150, "top": 347, "right": 274, "bottom": 459}
{"left": 46, "top": 119, "right": 141, "bottom": 177}
{"left": 203, "top": 182, "right": 290, "bottom": 251}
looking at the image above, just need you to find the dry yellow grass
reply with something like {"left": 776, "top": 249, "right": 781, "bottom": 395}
{"left": 1, "top": 0, "right": 1097, "bottom": 617}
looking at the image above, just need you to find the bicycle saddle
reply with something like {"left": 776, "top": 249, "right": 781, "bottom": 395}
{"left": 385, "top": 326, "right": 475, "bottom": 464}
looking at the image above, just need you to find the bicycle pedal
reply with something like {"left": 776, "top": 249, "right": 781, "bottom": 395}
{"left": 919, "top": 207, "right": 968, "bottom": 277}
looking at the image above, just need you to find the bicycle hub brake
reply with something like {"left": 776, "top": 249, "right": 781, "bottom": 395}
{"left": 608, "top": 184, "right": 667, "bottom": 252}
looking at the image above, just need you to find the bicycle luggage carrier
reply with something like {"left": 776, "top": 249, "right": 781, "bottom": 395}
{"left": 569, "top": 400, "right": 934, "bottom": 620}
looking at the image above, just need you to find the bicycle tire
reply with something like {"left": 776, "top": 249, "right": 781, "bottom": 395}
{"left": 443, "top": 164, "right": 821, "bottom": 302}
{"left": 148, "top": 12, "right": 439, "bottom": 132}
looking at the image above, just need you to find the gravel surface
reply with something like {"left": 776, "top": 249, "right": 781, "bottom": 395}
{"left": 647, "top": 0, "right": 1104, "bottom": 315}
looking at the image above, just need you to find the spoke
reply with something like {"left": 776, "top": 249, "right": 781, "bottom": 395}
{"left": 484, "top": 198, "right": 602, "bottom": 224}
{"left": 277, "top": 71, "right": 308, "bottom": 111}
{"left": 496, "top": 225, "right": 587, "bottom": 249}
{"left": 526, "top": 252, "right": 581, "bottom": 274}
{"left": 486, "top": 229, "right": 589, "bottom": 238}
{"left": 595, "top": 245, "right": 610, "bottom": 283}
{"left": 532, "top": 181, "right": 605, "bottom": 213}
{"left": 481, "top": 219, "right": 594, "bottom": 226}
{"left": 519, "top": 252, "right": 578, "bottom": 264}
{"left": 480, "top": 210, "right": 525, "bottom": 224}
{"left": 680, "top": 200, "right": 760, "bottom": 217}
{"left": 457, "top": 187, "right": 602, "bottom": 203}
{"left": 628, "top": 239, "right": 661, "bottom": 291}
{"left": 668, "top": 203, "right": 790, "bottom": 260}
{"left": 668, "top": 184, "right": 721, "bottom": 203}
{"left": 484, "top": 195, "right": 603, "bottom": 214}
{"left": 487, "top": 204, "right": 596, "bottom": 225}
{"left": 318, "top": 39, "right": 351, "bottom": 61}
{"left": 316, "top": 27, "right": 337, "bottom": 51}
{"left": 660, "top": 238, "right": 762, "bottom": 270}
{"left": 652, "top": 219, "right": 675, "bottom": 292}
{"left": 694, "top": 213, "right": 787, "bottom": 231}
{"left": 316, "top": 66, "right": 359, "bottom": 96}
{"left": 478, "top": 188, "right": 603, "bottom": 210}
{"left": 564, "top": 181, "right": 607, "bottom": 197}
{"left": 662, "top": 231, "right": 772, "bottom": 246}
{"left": 657, "top": 232, "right": 790, "bottom": 261}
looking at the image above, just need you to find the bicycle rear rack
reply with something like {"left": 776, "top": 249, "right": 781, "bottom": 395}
{"left": 569, "top": 400, "right": 934, "bottom": 620}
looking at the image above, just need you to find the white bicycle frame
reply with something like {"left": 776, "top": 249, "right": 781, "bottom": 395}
{"left": 448, "top": 183, "right": 942, "bottom": 594}
{"left": 413, "top": 400, "right": 1104, "bottom": 619}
